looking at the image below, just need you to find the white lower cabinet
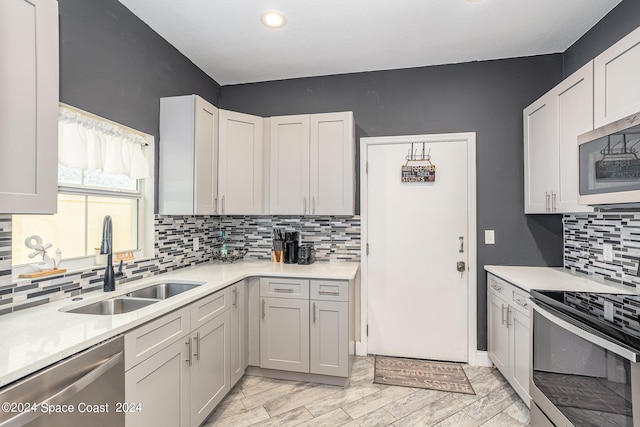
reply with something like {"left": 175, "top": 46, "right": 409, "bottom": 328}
{"left": 487, "top": 273, "right": 530, "bottom": 407}
{"left": 125, "top": 282, "right": 245, "bottom": 427}
{"left": 260, "top": 296, "right": 310, "bottom": 373}
{"left": 125, "top": 338, "right": 191, "bottom": 427}
{"left": 258, "top": 278, "right": 351, "bottom": 379}
{"left": 230, "top": 280, "right": 248, "bottom": 385}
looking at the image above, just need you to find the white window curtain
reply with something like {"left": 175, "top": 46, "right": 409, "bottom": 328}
{"left": 58, "top": 107, "right": 150, "bottom": 179}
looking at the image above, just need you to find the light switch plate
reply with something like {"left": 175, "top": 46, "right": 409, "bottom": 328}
{"left": 604, "top": 300, "right": 614, "bottom": 322}
{"left": 193, "top": 237, "right": 200, "bottom": 251}
{"left": 603, "top": 243, "right": 613, "bottom": 262}
{"left": 485, "top": 230, "right": 495, "bottom": 245}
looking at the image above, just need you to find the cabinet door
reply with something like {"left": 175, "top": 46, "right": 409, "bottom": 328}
{"left": 487, "top": 291, "right": 509, "bottom": 374}
{"left": 218, "top": 110, "right": 264, "bottom": 214}
{"left": 194, "top": 97, "right": 219, "bottom": 214}
{"left": 523, "top": 94, "right": 556, "bottom": 213}
{"left": 191, "top": 309, "right": 231, "bottom": 426}
{"left": 309, "top": 112, "right": 355, "bottom": 215}
{"left": 509, "top": 307, "right": 530, "bottom": 405}
{"left": 594, "top": 26, "right": 640, "bottom": 127}
{"left": 260, "top": 297, "right": 310, "bottom": 373}
{"left": 125, "top": 338, "right": 191, "bottom": 427}
{"left": 230, "top": 281, "right": 247, "bottom": 385}
{"left": 554, "top": 62, "right": 593, "bottom": 214}
{"left": 270, "top": 115, "right": 310, "bottom": 214}
{"left": 310, "top": 300, "right": 348, "bottom": 377}
{"left": 0, "top": 0, "right": 58, "bottom": 214}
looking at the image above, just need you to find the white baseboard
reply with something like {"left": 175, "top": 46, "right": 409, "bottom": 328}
{"left": 470, "top": 350, "right": 492, "bottom": 367}
{"left": 355, "top": 341, "right": 367, "bottom": 356}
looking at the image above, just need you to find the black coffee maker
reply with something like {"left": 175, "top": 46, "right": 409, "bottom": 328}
{"left": 284, "top": 231, "right": 299, "bottom": 264}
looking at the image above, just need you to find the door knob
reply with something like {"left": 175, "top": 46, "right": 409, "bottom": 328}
{"left": 457, "top": 261, "right": 466, "bottom": 277}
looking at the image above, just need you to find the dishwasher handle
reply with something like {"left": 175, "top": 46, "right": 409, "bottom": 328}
{"left": 0, "top": 351, "right": 123, "bottom": 427}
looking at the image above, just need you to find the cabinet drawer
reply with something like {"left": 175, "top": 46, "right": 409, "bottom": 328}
{"left": 125, "top": 306, "right": 191, "bottom": 370}
{"left": 511, "top": 289, "right": 530, "bottom": 316}
{"left": 260, "top": 277, "right": 309, "bottom": 299}
{"left": 310, "top": 280, "right": 348, "bottom": 302}
{"left": 191, "top": 286, "right": 231, "bottom": 329}
{"left": 487, "top": 274, "right": 508, "bottom": 296}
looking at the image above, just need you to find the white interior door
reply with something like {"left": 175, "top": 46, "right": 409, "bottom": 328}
{"left": 366, "top": 138, "right": 470, "bottom": 362}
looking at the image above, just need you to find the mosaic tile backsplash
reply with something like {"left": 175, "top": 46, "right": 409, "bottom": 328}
{"left": 564, "top": 212, "right": 640, "bottom": 291}
{"left": 0, "top": 215, "right": 360, "bottom": 315}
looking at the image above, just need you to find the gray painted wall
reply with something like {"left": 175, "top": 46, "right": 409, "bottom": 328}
{"left": 59, "top": 0, "right": 222, "bottom": 209}
{"left": 220, "top": 56, "right": 566, "bottom": 351}
{"left": 563, "top": 0, "right": 640, "bottom": 77}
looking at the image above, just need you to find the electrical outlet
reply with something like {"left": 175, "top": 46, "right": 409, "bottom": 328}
{"left": 603, "top": 243, "right": 613, "bottom": 262}
{"left": 193, "top": 237, "right": 200, "bottom": 251}
{"left": 485, "top": 230, "right": 495, "bottom": 245}
{"left": 604, "top": 300, "right": 614, "bottom": 322}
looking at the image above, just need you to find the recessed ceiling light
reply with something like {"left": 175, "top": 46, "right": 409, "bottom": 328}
{"left": 261, "top": 11, "right": 287, "bottom": 29}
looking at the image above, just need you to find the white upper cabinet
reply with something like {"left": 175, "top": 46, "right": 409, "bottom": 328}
{"left": 159, "top": 95, "right": 219, "bottom": 215}
{"left": 594, "top": 26, "right": 640, "bottom": 128}
{"left": 269, "top": 112, "right": 355, "bottom": 215}
{"left": 218, "top": 110, "right": 264, "bottom": 215}
{"left": 0, "top": 0, "right": 58, "bottom": 214}
{"left": 524, "top": 62, "right": 593, "bottom": 214}
{"left": 269, "top": 115, "right": 311, "bottom": 214}
{"left": 310, "top": 112, "right": 355, "bottom": 215}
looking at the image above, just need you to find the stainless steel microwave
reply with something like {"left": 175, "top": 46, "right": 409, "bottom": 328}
{"left": 578, "top": 111, "right": 640, "bottom": 205}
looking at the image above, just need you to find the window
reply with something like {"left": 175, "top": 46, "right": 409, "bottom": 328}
{"left": 12, "top": 105, "right": 154, "bottom": 269}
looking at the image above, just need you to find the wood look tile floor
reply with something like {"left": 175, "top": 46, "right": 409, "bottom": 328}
{"left": 203, "top": 357, "right": 530, "bottom": 427}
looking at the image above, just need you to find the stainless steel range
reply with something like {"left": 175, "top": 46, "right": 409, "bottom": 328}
{"left": 530, "top": 290, "right": 640, "bottom": 427}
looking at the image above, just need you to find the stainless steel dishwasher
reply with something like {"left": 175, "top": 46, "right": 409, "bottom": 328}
{"left": 0, "top": 336, "right": 124, "bottom": 427}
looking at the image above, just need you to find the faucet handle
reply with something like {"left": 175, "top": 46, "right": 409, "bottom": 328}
{"left": 115, "top": 260, "right": 124, "bottom": 278}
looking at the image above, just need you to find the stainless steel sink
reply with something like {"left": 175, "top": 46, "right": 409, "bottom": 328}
{"left": 126, "top": 282, "right": 202, "bottom": 300}
{"left": 66, "top": 297, "right": 158, "bottom": 315}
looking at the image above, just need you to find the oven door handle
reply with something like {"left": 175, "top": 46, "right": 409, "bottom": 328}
{"left": 0, "top": 351, "right": 123, "bottom": 427}
{"left": 531, "top": 300, "right": 640, "bottom": 362}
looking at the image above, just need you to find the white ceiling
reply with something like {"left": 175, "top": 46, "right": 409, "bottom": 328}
{"left": 117, "top": 0, "right": 622, "bottom": 86}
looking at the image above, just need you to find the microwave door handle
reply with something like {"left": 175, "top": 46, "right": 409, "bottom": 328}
{"left": 531, "top": 301, "right": 639, "bottom": 362}
{"left": 0, "top": 351, "right": 123, "bottom": 427}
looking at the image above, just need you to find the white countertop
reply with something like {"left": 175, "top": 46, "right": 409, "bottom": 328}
{"left": 0, "top": 260, "right": 359, "bottom": 388}
{"left": 485, "top": 265, "right": 635, "bottom": 294}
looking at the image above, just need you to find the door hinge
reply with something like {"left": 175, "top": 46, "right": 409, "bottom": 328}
{"left": 366, "top": 243, "right": 369, "bottom": 255}
{"left": 366, "top": 324, "right": 369, "bottom": 337}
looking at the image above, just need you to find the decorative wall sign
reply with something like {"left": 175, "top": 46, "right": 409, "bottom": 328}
{"left": 401, "top": 143, "right": 436, "bottom": 182}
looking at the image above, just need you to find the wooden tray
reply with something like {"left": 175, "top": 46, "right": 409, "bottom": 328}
{"left": 19, "top": 268, "right": 67, "bottom": 279}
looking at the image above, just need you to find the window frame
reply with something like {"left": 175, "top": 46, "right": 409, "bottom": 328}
{"left": 12, "top": 121, "right": 155, "bottom": 276}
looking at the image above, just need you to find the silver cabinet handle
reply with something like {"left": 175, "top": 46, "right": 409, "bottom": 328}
{"left": 506, "top": 307, "right": 512, "bottom": 328}
{"left": 459, "top": 236, "right": 464, "bottom": 253}
{"left": 491, "top": 284, "right": 503, "bottom": 292}
{"left": 552, "top": 191, "right": 557, "bottom": 211}
{"left": 232, "top": 288, "right": 238, "bottom": 307}
{"left": 501, "top": 304, "right": 506, "bottom": 325}
{"left": 312, "top": 197, "right": 315, "bottom": 215}
{"left": 318, "top": 290, "right": 340, "bottom": 296}
{"left": 303, "top": 196, "right": 307, "bottom": 214}
{"left": 513, "top": 296, "right": 528, "bottom": 308}
{"left": 194, "top": 332, "right": 201, "bottom": 361}
{"left": 313, "top": 302, "right": 317, "bottom": 324}
{"left": 274, "top": 287, "right": 294, "bottom": 293}
{"left": 262, "top": 299, "right": 266, "bottom": 319}
{"left": 221, "top": 195, "right": 225, "bottom": 214}
{"left": 186, "top": 339, "right": 192, "bottom": 366}
{"left": 544, "top": 191, "right": 550, "bottom": 211}
{"left": 0, "top": 351, "right": 124, "bottom": 427}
